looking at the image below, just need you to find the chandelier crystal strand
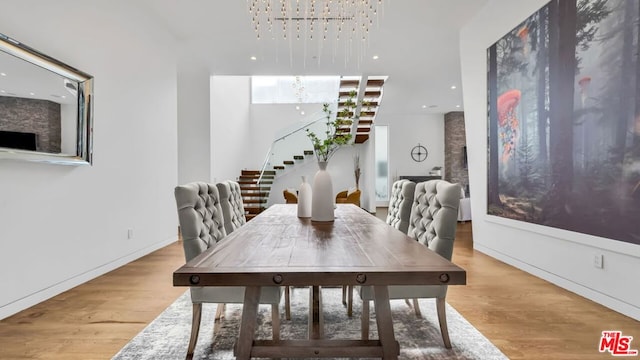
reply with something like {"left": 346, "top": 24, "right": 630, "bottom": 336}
{"left": 303, "top": 18, "right": 307, "bottom": 69}
{"left": 287, "top": 0, "right": 294, "bottom": 66}
{"left": 275, "top": 0, "right": 279, "bottom": 64}
{"left": 248, "top": 0, "right": 382, "bottom": 67}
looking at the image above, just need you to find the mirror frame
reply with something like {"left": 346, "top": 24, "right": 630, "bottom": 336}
{"left": 0, "top": 33, "right": 93, "bottom": 165}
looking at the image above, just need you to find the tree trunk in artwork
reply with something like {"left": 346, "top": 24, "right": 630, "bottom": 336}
{"left": 537, "top": 6, "right": 549, "bottom": 170}
{"left": 614, "top": 0, "right": 635, "bottom": 164}
{"left": 488, "top": 44, "right": 502, "bottom": 207}
{"left": 635, "top": 1, "right": 640, "bottom": 147}
{"left": 546, "top": 0, "right": 577, "bottom": 222}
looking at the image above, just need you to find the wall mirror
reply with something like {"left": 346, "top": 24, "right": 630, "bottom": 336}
{"left": 0, "top": 32, "right": 93, "bottom": 165}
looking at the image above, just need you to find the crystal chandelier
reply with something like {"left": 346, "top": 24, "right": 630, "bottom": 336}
{"left": 248, "top": 0, "right": 384, "bottom": 67}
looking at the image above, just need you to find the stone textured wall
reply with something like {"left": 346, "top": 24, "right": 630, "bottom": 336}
{"left": 0, "top": 96, "right": 61, "bottom": 153}
{"left": 444, "top": 111, "right": 469, "bottom": 196}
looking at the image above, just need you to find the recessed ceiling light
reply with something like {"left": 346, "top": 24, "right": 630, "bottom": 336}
{"left": 372, "top": 55, "right": 379, "bottom": 60}
{"left": 422, "top": 105, "right": 427, "bottom": 109}
{"left": 250, "top": 56, "right": 257, "bottom": 61}
{"left": 456, "top": 105, "right": 461, "bottom": 108}
{"left": 300, "top": 111, "right": 305, "bottom": 115}
{"left": 30, "top": 92, "right": 35, "bottom": 96}
{"left": 295, "top": 105, "right": 300, "bottom": 110}
{"left": 0, "top": 72, "right": 6, "bottom": 76}
{"left": 450, "top": 85, "right": 457, "bottom": 90}
{"left": 0, "top": 90, "right": 5, "bottom": 93}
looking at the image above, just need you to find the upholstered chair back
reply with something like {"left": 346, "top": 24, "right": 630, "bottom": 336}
{"left": 408, "top": 180, "right": 461, "bottom": 260}
{"left": 386, "top": 180, "right": 416, "bottom": 234}
{"left": 174, "top": 182, "right": 227, "bottom": 262}
{"left": 216, "top": 180, "right": 247, "bottom": 234}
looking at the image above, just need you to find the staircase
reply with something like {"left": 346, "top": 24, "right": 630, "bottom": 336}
{"left": 238, "top": 170, "right": 272, "bottom": 220}
{"left": 239, "top": 151, "right": 314, "bottom": 220}
{"left": 238, "top": 76, "right": 386, "bottom": 220}
{"left": 337, "top": 76, "right": 385, "bottom": 144}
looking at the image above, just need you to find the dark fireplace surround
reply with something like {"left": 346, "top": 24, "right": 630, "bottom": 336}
{"left": 0, "top": 96, "right": 61, "bottom": 153}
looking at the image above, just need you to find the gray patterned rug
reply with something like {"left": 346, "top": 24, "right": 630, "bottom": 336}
{"left": 112, "top": 288, "right": 508, "bottom": 359}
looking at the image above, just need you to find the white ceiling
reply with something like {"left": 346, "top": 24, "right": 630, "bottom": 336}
{"left": 137, "top": 0, "right": 489, "bottom": 116}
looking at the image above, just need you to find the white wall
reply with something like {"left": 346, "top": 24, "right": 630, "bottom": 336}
{"left": 328, "top": 145, "right": 368, "bottom": 201}
{"left": 267, "top": 145, "right": 368, "bottom": 209}
{"left": 178, "top": 64, "right": 211, "bottom": 184}
{"left": 210, "top": 77, "right": 330, "bottom": 180}
{"left": 377, "top": 113, "right": 445, "bottom": 184}
{"left": 210, "top": 76, "right": 252, "bottom": 182}
{"left": 361, "top": 127, "right": 376, "bottom": 213}
{"left": 209, "top": 76, "right": 373, "bottom": 209}
{"left": 460, "top": 0, "right": 640, "bottom": 320}
{"left": 249, "top": 103, "right": 326, "bottom": 170}
{"left": 0, "top": 0, "right": 178, "bottom": 319}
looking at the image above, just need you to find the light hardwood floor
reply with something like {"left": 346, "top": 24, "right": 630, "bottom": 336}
{"left": 0, "top": 213, "right": 638, "bottom": 359}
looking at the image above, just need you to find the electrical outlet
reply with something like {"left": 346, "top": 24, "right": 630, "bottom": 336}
{"left": 593, "top": 254, "right": 604, "bottom": 269}
{"left": 127, "top": 229, "right": 134, "bottom": 239}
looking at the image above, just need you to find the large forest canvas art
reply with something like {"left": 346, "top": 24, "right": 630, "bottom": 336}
{"left": 487, "top": 0, "right": 640, "bottom": 245}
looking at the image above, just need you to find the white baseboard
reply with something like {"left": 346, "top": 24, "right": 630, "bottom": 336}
{"left": 475, "top": 244, "right": 640, "bottom": 321}
{"left": 0, "top": 235, "right": 178, "bottom": 320}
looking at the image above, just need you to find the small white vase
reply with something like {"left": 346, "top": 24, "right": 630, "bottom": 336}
{"left": 311, "top": 161, "right": 334, "bottom": 222}
{"left": 297, "top": 175, "right": 312, "bottom": 218}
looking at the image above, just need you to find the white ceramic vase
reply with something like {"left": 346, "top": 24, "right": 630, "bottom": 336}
{"left": 297, "top": 175, "right": 312, "bottom": 218}
{"left": 311, "top": 161, "right": 334, "bottom": 222}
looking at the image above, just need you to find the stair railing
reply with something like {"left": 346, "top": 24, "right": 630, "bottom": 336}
{"left": 256, "top": 111, "right": 327, "bottom": 186}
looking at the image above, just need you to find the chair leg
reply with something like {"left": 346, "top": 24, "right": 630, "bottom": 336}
{"left": 436, "top": 297, "right": 452, "bottom": 349}
{"left": 412, "top": 298, "right": 422, "bottom": 318}
{"left": 341, "top": 285, "right": 353, "bottom": 316}
{"left": 342, "top": 285, "right": 347, "bottom": 305}
{"left": 271, "top": 303, "right": 280, "bottom": 341}
{"left": 186, "top": 303, "right": 202, "bottom": 360}
{"left": 285, "top": 286, "right": 291, "bottom": 320}
{"left": 212, "top": 303, "right": 225, "bottom": 339}
{"left": 215, "top": 303, "right": 225, "bottom": 320}
{"left": 361, "top": 300, "right": 370, "bottom": 340}
{"left": 347, "top": 285, "right": 353, "bottom": 317}
{"left": 212, "top": 314, "right": 222, "bottom": 341}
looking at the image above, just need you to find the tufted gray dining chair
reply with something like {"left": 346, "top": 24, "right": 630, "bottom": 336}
{"left": 342, "top": 179, "right": 416, "bottom": 316}
{"left": 175, "top": 182, "right": 282, "bottom": 360}
{"left": 386, "top": 179, "right": 417, "bottom": 234}
{"left": 216, "top": 180, "right": 246, "bottom": 235}
{"left": 359, "top": 180, "right": 461, "bottom": 348}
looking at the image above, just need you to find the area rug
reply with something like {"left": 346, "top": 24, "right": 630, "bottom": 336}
{"left": 112, "top": 288, "right": 508, "bottom": 359}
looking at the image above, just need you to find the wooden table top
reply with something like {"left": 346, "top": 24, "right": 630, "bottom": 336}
{"left": 174, "top": 204, "right": 466, "bottom": 288}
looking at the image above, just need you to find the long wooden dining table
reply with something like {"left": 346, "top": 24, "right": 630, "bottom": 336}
{"left": 173, "top": 204, "right": 466, "bottom": 359}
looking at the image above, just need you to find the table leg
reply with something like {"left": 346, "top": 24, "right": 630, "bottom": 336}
{"left": 235, "top": 286, "right": 261, "bottom": 360}
{"left": 373, "top": 285, "right": 399, "bottom": 360}
{"left": 361, "top": 299, "right": 370, "bottom": 340}
{"left": 309, "top": 285, "right": 323, "bottom": 339}
{"left": 347, "top": 285, "right": 353, "bottom": 317}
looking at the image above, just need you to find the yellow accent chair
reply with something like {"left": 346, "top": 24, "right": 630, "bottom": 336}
{"left": 283, "top": 189, "right": 298, "bottom": 203}
{"left": 335, "top": 187, "right": 361, "bottom": 207}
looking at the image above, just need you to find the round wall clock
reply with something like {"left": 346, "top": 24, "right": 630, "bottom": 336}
{"left": 411, "top": 144, "right": 428, "bottom": 162}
